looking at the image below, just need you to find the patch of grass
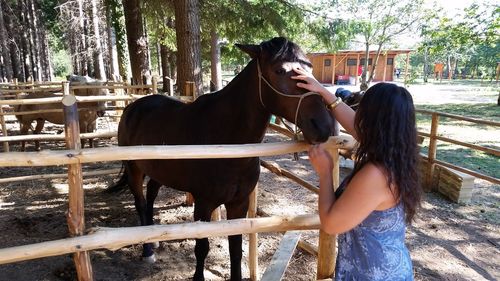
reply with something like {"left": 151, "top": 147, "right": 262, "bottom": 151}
{"left": 417, "top": 103, "right": 500, "bottom": 121}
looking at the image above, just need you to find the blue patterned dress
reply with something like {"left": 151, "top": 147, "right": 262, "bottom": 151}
{"left": 334, "top": 200, "right": 413, "bottom": 280}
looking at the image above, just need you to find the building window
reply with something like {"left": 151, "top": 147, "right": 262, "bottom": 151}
{"left": 324, "top": 59, "right": 331, "bottom": 67}
{"left": 360, "top": 58, "right": 372, "bottom": 65}
{"left": 387, "top": 58, "right": 394, "bottom": 65}
{"left": 347, "top": 59, "right": 357, "bottom": 66}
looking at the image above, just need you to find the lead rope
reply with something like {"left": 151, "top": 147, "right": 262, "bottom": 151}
{"left": 257, "top": 60, "right": 321, "bottom": 160}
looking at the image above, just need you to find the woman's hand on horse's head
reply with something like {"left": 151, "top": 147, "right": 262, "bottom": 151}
{"left": 292, "top": 67, "right": 334, "bottom": 103}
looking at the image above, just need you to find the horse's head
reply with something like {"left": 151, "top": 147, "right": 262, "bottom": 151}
{"left": 68, "top": 75, "right": 108, "bottom": 117}
{"left": 236, "top": 37, "right": 334, "bottom": 144}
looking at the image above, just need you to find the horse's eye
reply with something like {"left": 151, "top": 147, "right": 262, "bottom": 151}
{"left": 275, "top": 68, "right": 286, "bottom": 75}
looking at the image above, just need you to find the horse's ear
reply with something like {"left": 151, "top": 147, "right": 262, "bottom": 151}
{"left": 235, "top": 44, "right": 261, "bottom": 59}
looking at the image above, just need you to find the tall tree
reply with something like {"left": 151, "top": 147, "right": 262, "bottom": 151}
{"left": 209, "top": 29, "right": 222, "bottom": 91}
{"left": 122, "top": 0, "right": 150, "bottom": 84}
{"left": 106, "top": 0, "right": 130, "bottom": 81}
{"left": 335, "top": 0, "right": 426, "bottom": 90}
{"left": 91, "top": 0, "right": 106, "bottom": 80}
{"left": 3, "top": 2, "right": 23, "bottom": 81}
{"left": 0, "top": 0, "right": 14, "bottom": 81}
{"left": 105, "top": 2, "right": 120, "bottom": 81}
{"left": 174, "top": 0, "right": 202, "bottom": 97}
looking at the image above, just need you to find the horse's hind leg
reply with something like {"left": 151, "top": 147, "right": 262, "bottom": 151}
{"left": 125, "top": 162, "right": 155, "bottom": 262}
{"left": 193, "top": 199, "right": 217, "bottom": 281}
{"left": 33, "top": 119, "right": 45, "bottom": 151}
{"left": 146, "top": 178, "right": 161, "bottom": 249}
{"left": 225, "top": 198, "right": 250, "bottom": 281}
{"left": 19, "top": 122, "right": 29, "bottom": 151}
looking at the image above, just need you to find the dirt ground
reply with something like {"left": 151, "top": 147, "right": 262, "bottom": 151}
{"left": 0, "top": 84, "right": 499, "bottom": 281}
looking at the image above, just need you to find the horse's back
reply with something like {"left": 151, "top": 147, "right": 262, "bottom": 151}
{"left": 118, "top": 95, "right": 186, "bottom": 146}
{"left": 16, "top": 92, "right": 64, "bottom": 123}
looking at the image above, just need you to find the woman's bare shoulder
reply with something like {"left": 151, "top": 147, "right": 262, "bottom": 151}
{"left": 350, "top": 163, "right": 397, "bottom": 210}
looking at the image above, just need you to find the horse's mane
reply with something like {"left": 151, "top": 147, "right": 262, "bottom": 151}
{"left": 260, "top": 37, "right": 312, "bottom": 67}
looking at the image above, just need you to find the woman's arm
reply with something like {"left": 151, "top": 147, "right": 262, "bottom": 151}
{"left": 309, "top": 145, "right": 395, "bottom": 234}
{"left": 292, "top": 67, "right": 358, "bottom": 140}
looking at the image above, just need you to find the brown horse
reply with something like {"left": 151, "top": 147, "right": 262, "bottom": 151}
{"left": 108, "top": 37, "right": 335, "bottom": 281}
{"left": 15, "top": 75, "right": 107, "bottom": 151}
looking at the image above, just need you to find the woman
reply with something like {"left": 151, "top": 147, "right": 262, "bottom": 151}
{"left": 292, "top": 68, "right": 422, "bottom": 280}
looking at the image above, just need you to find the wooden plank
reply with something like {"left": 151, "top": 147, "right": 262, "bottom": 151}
{"left": 260, "top": 231, "right": 302, "bottom": 281}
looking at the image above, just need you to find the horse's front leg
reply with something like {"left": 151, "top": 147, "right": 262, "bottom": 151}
{"left": 33, "top": 119, "right": 45, "bottom": 151}
{"left": 225, "top": 197, "right": 250, "bottom": 281}
{"left": 19, "top": 122, "right": 30, "bottom": 151}
{"left": 193, "top": 199, "right": 217, "bottom": 281}
{"left": 145, "top": 178, "right": 161, "bottom": 250}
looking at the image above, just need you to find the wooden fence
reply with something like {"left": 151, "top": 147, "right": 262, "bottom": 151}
{"left": 416, "top": 109, "right": 500, "bottom": 189}
{"left": 1, "top": 82, "right": 497, "bottom": 187}
{"left": 0, "top": 88, "right": 356, "bottom": 280}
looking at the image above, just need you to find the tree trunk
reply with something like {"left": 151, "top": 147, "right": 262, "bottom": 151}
{"left": 27, "top": 0, "right": 42, "bottom": 81}
{"left": 359, "top": 42, "right": 370, "bottom": 91}
{"left": 210, "top": 29, "right": 222, "bottom": 91}
{"left": 446, "top": 55, "right": 452, "bottom": 80}
{"left": 122, "top": 0, "right": 150, "bottom": 84}
{"left": 19, "top": 2, "right": 32, "bottom": 82}
{"left": 108, "top": 0, "right": 129, "bottom": 81}
{"left": 368, "top": 43, "right": 384, "bottom": 83}
{"left": 6, "top": 0, "right": 25, "bottom": 82}
{"left": 0, "top": 0, "right": 14, "bottom": 81}
{"left": 174, "top": 0, "right": 203, "bottom": 97}
{"left": 41, "top": 30, "right": 53, "bottom": 80}
{"left": 423, "top": 45, "right": 428, "bottom": 83}
{"left": 106, "top": 4, "right": 120, "bottom": 81}
{"left": 91, "top": 0, "right": 106, "bottom": 80}
{"left": 77, "top": 0, "right": 88, "bottom": 76}
{"left": 156, "top": 41, "right": 161, "bottom": 76}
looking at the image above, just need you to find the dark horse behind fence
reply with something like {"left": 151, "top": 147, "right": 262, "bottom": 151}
{"left": 107, "top": 37, "right": 335, "bottom": 281}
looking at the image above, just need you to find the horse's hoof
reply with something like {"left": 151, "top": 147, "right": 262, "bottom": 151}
{"left": 142, "top": 254, "right": 156, "bottom": 264}
{"left": 152, "top": 241, "right": 160, "bottom": 249}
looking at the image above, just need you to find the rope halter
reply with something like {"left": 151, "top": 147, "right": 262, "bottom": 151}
{"left": 256, "top": 60, "right": 321, "bottom": 137}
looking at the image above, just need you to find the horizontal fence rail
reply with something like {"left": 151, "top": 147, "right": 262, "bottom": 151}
{"left": 0, "top": 214, "right": 320, "bottom": 265}
{"left": 0, "top": 137, "right": 355, "bottom": 167}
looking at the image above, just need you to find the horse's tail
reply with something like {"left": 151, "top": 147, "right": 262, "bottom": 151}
{"left": 105, "top": 162, "right": 129, "bottom": 193}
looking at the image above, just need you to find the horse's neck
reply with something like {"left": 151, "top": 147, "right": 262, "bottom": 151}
{"left": 213, "top": 61, "right": 271, "bottom": 142}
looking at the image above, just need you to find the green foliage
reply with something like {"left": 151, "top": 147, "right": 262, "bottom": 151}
{"left": 51, "top": 48, "right": 72, "bottom": 78}
{"left": 38, "top": 0, "right": 64, "bottom": 50}
{"left": 414, "top": 2, "right": 499, "bottom": 79}
{"left": 308, "top": 18, "right": 360, "bottom": 52}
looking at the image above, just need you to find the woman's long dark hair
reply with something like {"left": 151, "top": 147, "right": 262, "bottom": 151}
{"left": 351, "top": 82, "right": 421, "bottom": 223}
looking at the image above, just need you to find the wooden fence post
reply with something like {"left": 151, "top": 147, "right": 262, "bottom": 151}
{"left": 152, "top": 76, "right": 158, "bottom": 94}
{"left": 426, "top": 113, "right": 439, "bottom": 192}
{"left": 164, "top": 77, "right": 174, "bottom": 96}
{"left": 0, "top": 77, "right": 17, "bottom": 152}
{"left": 62, "top": 82, "right": 93, "bottom": 281}
{"left": 316, "top": 147, "right": 339, "bottom": 279}
{"left": 0, "top": 106, "right": 9, "bottom": 152}
{"left": 248, "top": 184, "right": 259, "bottom": 281}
